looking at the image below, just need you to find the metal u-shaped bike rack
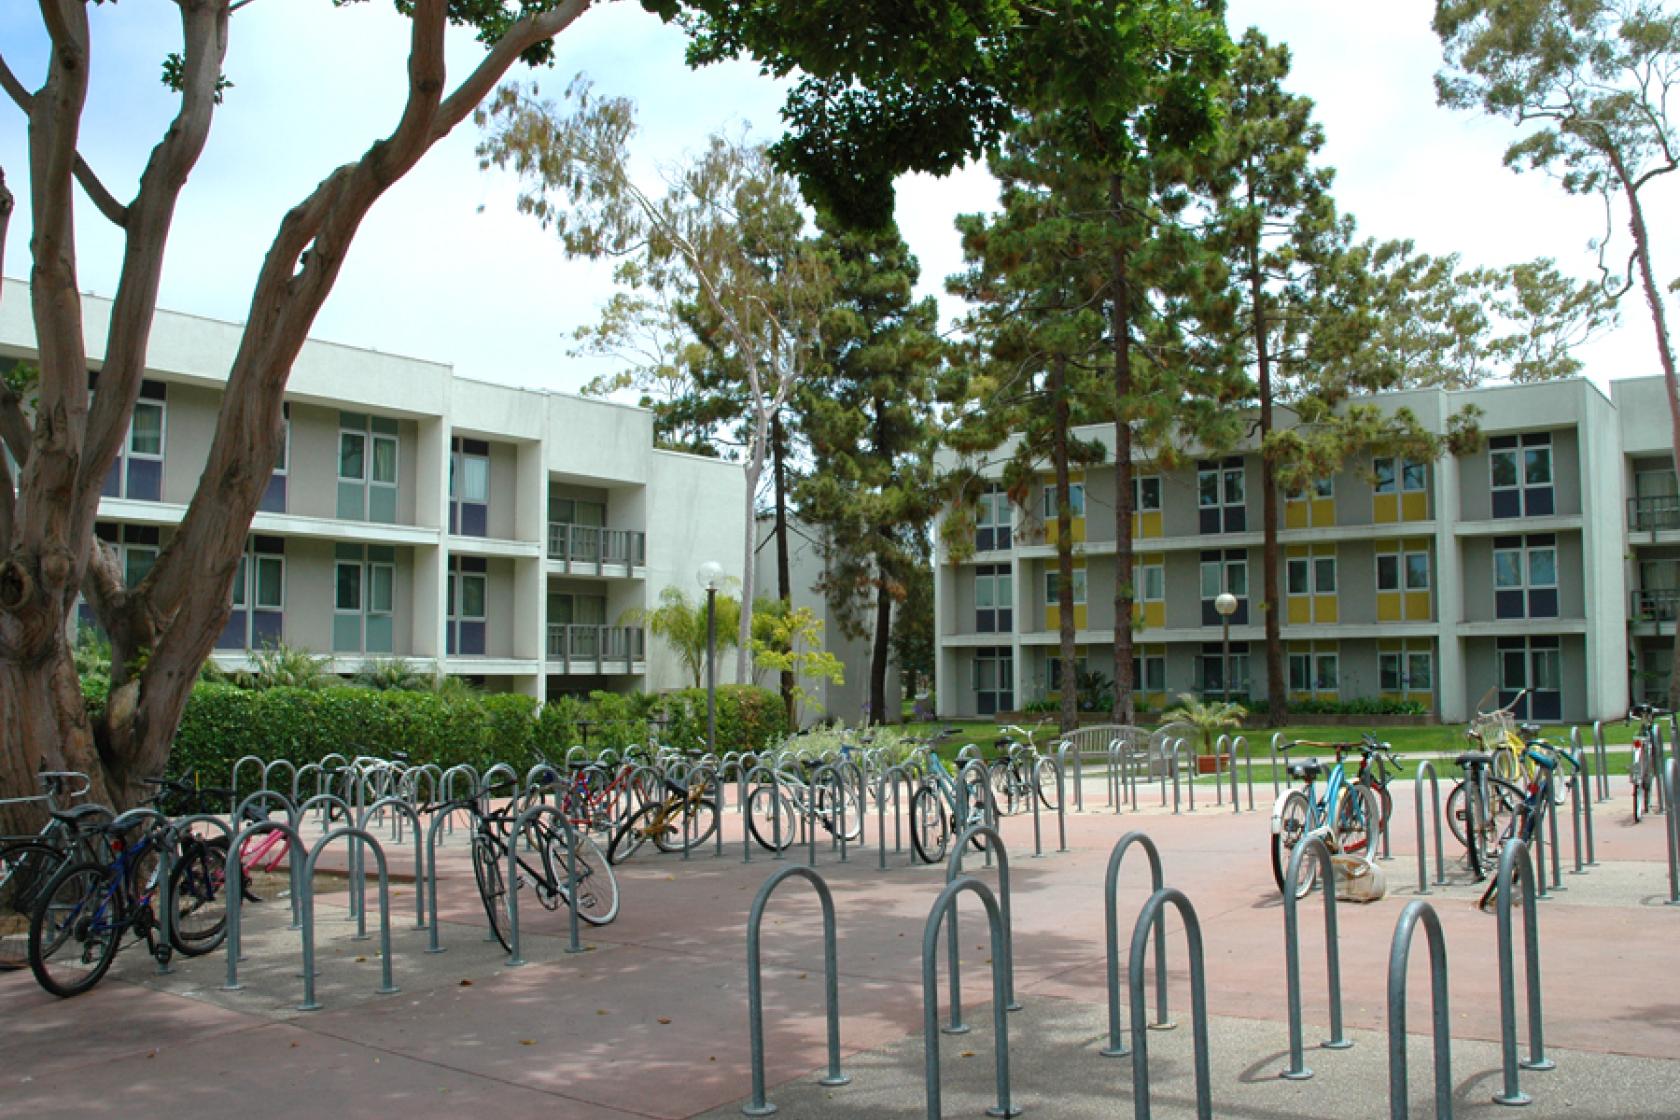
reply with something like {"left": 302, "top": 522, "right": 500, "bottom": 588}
{"left": 300, "top": 826, "right": 398, "bottom": 1011}
{"left": 1663, "top": 758, "right": 1680, "bottom": 905}
{"left": 505, "top": 802, "right": 585, "bottom": 963}
{"left": 1102, "top": 831, "right": 1169, "bottom": 1057}
{"left": 1280, "top": 836, "right": 1349, "bottom": 1080}
{"left": 1029, "top": 756, "right": 1068, "bottom": 855}
{"left": 1493, "top": 838, "right": 1553, "bottom": 1107}
{"left": 1127, "top": 887, "right": 1212, "bottom": 1120}
{"left": 1413, "top": 760, "right": 1446, "bottom": 895}
{"left": 944, "top": 824, "right": 1018, "bottom": 1028}
{"left": 222, "top": 817, "right": 310, "bottom": 992}
{"left": 921, "top": 876, "right": 1018, "bottom": 1120}
{"left": 1387, "top": 898, "right": 1452, "bottom": 1120}
{"left": 357, "top": 796, "right": 426, "bottom": 929}
{"left": 741, "top": 865, "right": 848, "bottom": 1116}
{"left": 148, "top": 809, "right": 233, "bottom": 976}
{"left": 741, "top": 764, "right": 785, "bottom": 863}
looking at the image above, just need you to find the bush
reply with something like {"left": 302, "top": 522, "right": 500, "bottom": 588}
{"left": 1254, "top": 696, "right": 1428, "bottom": 717}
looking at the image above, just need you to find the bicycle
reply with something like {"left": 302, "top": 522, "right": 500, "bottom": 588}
{"left": 1627, "top": 703, "right": 1666, "bottom": 822}
{"left": 909, "top": 753, "right": 990, "bottom": 864}
{"left": 26, "top": 813, "right": 175, "bottom": 997}
{"left": 987, "top": 725, "right": 1058, "bottom": 815}
{"left": 1475, "top": 738, "right": 1579, "bottom": 910}
{"left": 1, "top": 771, "right": 103, "bottom": 970}
{"left": 746, "top": 760, "right": 861, "bottom": 854}
{"left": 608, "top": 770, "right": 720, "bottom": 862}
{"left": 1269, "top": 739, "right": 1385, "bottom": 897}
{"left": 432, "top": 785, "right": 619, "bottom": 951}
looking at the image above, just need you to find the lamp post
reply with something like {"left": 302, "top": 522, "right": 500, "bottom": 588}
{"left": 1214, "top": 591, "right": 1238, "bottom": 705}
{"left": 697, "top": 561, "right": 724, "bottom": 752}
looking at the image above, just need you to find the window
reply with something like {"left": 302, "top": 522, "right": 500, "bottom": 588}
{"left": 1382, "top": 649, "right": 1434, "bottom": 693}
{"left": 1199, "top": 549, "right": 1248, "bottom": 625}
{"left": 1047, "top": 655, "right": 1087, "bottom": 692}
{"left": 1497, "top": 635, "right": 1562, "bottom": 720}
{"left": 1199, "top": 641, "right": 1249, "bottom": 695}
{"left": 449, "top": 435, "right": 491, "bottom": 535}
{"left": 1197, "top": 457, "right": 1246, "bottom": 533}
{"left": 1286, "top": 552, "right": 1337, "bottom": 618}
{"left": 337, "top": 413, "right": 400, "bottom": 523}
{"left": 1489, "top": 433, "right": 1555, "bottom": 518}
{"left": 1288, "top": 642, "right": 1339, "bottom": 694}
{"left": 975, "top": 563, "right": 1013, "bottom": 634}
{"left": 1043, "top": 482, "right": 1085, "bottom": 520}
{"left": 333, "top": 543, "right": 396, "bottom": 654}
{"left": 99, "top": 378, "right": 167, "bottom": 501}
{"left": 1314, "top": 654, "right": 1339, "bottom": 692}
{"left": 1493, "top": 534, "right": 1558, "bottom": 619}
{"left": 1044, "top": 568, "right": 1087, "bottom": 607}
{"left": 1404, "top": 552, "right": 1430, "bottom": 590}
{"left": 1131, "top": 653, "right": 1166, "bottom": 692}
{"left": 975, "top": 485, "right": 1011, "bottom": 552}
{"left": 1133, "top": 475, "right": 1162, "bottom": 512}
{"left": 448, "top": 555, "right": 488, "bottom": 656}
{"left": 1373, "top": 458, "right": 1396, "bottom": 495}
{"left": 1376, "top": 543, "right": 1431, "bottom": 621}
{"left": 261, "top": 403, "right": 290, "bottom": 513}
{"left": 1288, "top": 652, "right": 1311, "bottom": 692}
{"left": 1372, "top": 456, "right": 1426, "bottom": 494}
{"left": 1139, "top": 562, "right": 1165, "bottom": 602}
{"left": 973, "top": 647, "right": 1014, "bottom": 716}
{"left": 220, "top": 536, "right": 285, "bottom": 651}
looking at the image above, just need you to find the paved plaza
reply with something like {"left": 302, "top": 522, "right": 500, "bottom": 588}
{"left": 3, "top": 777, "right": 1678, "bottom": 1119}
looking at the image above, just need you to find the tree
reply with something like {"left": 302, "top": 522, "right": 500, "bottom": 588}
{"left": 798, "top": 219, "right": 943, "bottom": 725}
{"left": 0, "top": 0, "right": 1297, "bottom": 819}
{"left": 1434, "top": 0, "right": 1680, "bottom": 703}
{"left": 891, "top": 545, "right": 935, "bottom": 705}
{"left": 630, "top": 585, "right": 741, "bottom": 689}
{"left": 750, "top": 597, "right": 844, "bottom": 720}
{"left": 476, "top": 84, "right": 830, "bottom": 687}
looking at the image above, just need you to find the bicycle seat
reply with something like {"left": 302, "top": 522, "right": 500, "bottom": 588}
{"left": 1455, "top": 751, "right": 1492, "bottom": 768}
{"left": 1518, "top": 722, "right": 1541, "bottom": 738}
{"left": 49, "top": 804, "right": 113, "bottom": 827}
{"left": 1287, "top": 759, "right": 1323, "bottom": 781}
{"left": 662, "top": 777, "right": 689, "bottom": 798}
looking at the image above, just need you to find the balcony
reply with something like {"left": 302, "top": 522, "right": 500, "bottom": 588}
{"left": 1632, "top": 588, "right": 1680, "bottom": 622}
{"left": 1629, "top": 495, "right": 1680, "bottom": 533}
{"left": 546, "top": 624, "right": 645, "bottom": 673}
{"left": 547, "top": 523, "right": 646, "bottom": 575}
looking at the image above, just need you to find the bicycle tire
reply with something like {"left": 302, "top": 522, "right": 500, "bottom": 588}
{"left": 910, "top": 786, "right": 950, "bottom": 864}
{"left": 28, "top": 861, "right": 121, "bottom": 998}
{"left": 1445, "top": 781, "right": 1472, "bottom": 849}
{"left": 0, "top": 842, "right": 64, "bottom": 971}
{"left": 1492, "top": 744, "right": 1520, "bottom": 782}
{"left": 1033, "top": 760, "right": 1060, "bottom": 811}
{"left": 746, "top": 786, "right": 799, "bottom": 852}
{"left": 1632, "top": 747, "right": 1647, "bottom": 823}
{"left": 1270, "top": 789, "right": 1315, "bottom": 897}
{"left": 610, "top": 802, "right": 665, "bottom": 863}
{"left": 168, "top": 836, "right": 230, "bottom": 956}
{"left": 813, "top": 776, "right": 863, "bottom": 842}
{"left": 471, "top": 834, "right": 511, "bottom": 952}
{"left": 669, "top": 797, "right": 719, "bottom": 851}
{"left": 1332, "top": 785, "right": 1370, "bottom": 857}
{"left": 988, "top": 761, "right": 1019, "bottom": 816}
{"left": 1477, "top": 778, "right": 1526, "bottom": 878}
{"left": 549, "top": 831, "right": 620, "bottom": 926}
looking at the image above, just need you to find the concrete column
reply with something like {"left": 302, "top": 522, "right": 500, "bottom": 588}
{"left": 1434, "top": 450, "right": 1466, "bottom": 723}
{"left": 1578, "top": 386, "right": 1630, "bottom": 721}
{"left": 412, "top": 411, "right": 448, "bottom": 663}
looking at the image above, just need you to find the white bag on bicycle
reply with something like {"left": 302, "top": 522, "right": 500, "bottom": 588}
{"left": 1331, "top": 854, "right": 1386, "bottom": 903}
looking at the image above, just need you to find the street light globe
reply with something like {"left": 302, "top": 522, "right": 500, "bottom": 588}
{"left": 1214, "top": 591, "right": 1238, "bottom": 617}
{"left": 697, "top": 560, "right": 725, "bottom": 592}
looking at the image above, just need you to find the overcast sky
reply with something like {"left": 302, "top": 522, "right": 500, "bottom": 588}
{"left": 1, "top": 2, "right": 1673, "bottom": 397}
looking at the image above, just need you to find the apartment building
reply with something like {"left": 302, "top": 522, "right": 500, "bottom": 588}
{"left": 0, "top": 280, "right": 748, "bottom": 699}
{"left": 934, "top": 377, "right": 1649, "bottom": 725}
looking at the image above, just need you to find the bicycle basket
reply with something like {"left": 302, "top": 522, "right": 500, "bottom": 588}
{"left": 1469, "top": 710, "right": 1515, "bottom": 746}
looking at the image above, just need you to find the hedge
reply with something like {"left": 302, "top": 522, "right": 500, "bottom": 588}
{"left": 86, "top": 680, "right": 787, "bottom": 783}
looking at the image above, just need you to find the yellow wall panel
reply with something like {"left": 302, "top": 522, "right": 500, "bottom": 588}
{"left": 1376, "top": 592, "right": 1402, "bottom": 623}
{"left": 1143, "top": 601, "right": 1165, "bottom": 629}
{"left": 1316, "top": 596, "right": 1338, "bottom": 624}
{"left": 1073, "top": 605, "right": 1088, "bottom": 630}
{"left": 1287, "top": 598, "right": 1311, "bottom": 625}
{"left": 1311, "top": 497, "right": 1335, "bottom": 526}
{"left": 1404, "top": 591, "right": 1431, "bottom": 620}
{"left": 1401, "top": 491, "right": 1428, "bottom": 521}
{"left": 1284, "top": 503, "right": 1308, "bottom": 530}
{"left": 1135, "top": 511, "right": 1163, "bottom": 538}
{"left": 1373, "top": 494, "right": 1398, "bottom": 523}
{"left": 1045, "top": 604, "right": 1059, "bottom": 630}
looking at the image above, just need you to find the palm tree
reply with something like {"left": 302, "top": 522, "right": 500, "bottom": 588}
{"left": 1160, "top": 692, "right": 1247, "bottom": 757}
{"left": 628, "top": 586, "right": 742, "bottom": 688}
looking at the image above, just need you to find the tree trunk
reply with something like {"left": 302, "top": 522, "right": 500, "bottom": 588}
{"left": 770, "top": 408, "right": 795, "bottom": 726}
{"left": 870, "top": 571, "right": 892, "bottom": 724}
{"left": 0, "top": 640, "right": 107, "bottom": 835}
{"left": 1052, "top": 358, "right": 1078, "bottom": 735}
{"left": 1109, "top": 195, "right": 1136, "bottom": 726}
{"left": 1249, "top": 244, "right": 1287, "bottom": 728}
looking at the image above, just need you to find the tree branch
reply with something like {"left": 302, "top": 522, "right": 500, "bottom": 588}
{"left": 1, "top": 53, "right": 130, "bottom": 226}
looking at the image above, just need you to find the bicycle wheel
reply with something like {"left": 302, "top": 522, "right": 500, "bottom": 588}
{"left": 610, "top": 802, "right": 666, "bottom": 862}
{"left": 28, "top": 861, "right": 121, "bottom": 998}
{"left": 910, "top": 786, "right": 951, "bottom": 864}
{"left": 1492, "top": 744, "right": 1521, "bottom": 782}
{"left": 1033, "top": 760, "right": 1060, "bottom": 811}
{"left": 1445, "top": 781, "right": 1471, "bottom": 848}
{"left": 168, "top": 836, "right": 230, "bottom": 956}
{"left": 471, "top": 834, "right": 512, "bottom": 952}
{"left": 813, "top": 776, "right": 863, "bottom": 842}
{"left": 1332, "top": 786, "right": 1370, "bottom": 857}
{"left": 549, "top": 831, "right": 620, "bottom": 926}
{"left": 672, "top": 797, "right": 719, "bottom": 851}
{"left": 1476, "top": 778, "right": 1526, "bottom": 878}
{"left": 1271, "top": 790, "right": 1315, "bottom": 897}
{"left": 746, "top": 786, "right": 799, "bottom": 852}
{"left": 988, "top": 761, "right": 1019, "bottom": 816}
{"left": 0, "top": 842, "right": 63, "bottom": 971}
{"left": 1632, "top": 747, "right": 1647, "bottom": 823}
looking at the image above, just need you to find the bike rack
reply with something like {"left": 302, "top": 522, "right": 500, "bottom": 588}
{"left": 1664, "top": 758, "right": 1680, "bottom": 905}
{"left": 438, "top": 764, "right": 479, "bottom": 836}
{"left": 1412, "top": 760, "right": 1446, "bottom": 895}
{"left": 357, "top": 796, "right": 426, "bottom": 929}
{"left": 1029, "top": 756, "right": 1068, "bottom": 855}
{"left": 811, "top": 763, "right": 848, "bottom": 865}
{"left": 506, "top": 803, "right": 585, "bottom": 963}
{"left": 299, "top": 826, "right": 397, "bottom": 1010}
{"left": 231, "top": 790, "right": 304, "bottom": 927}
{"left": 155, "top": 811, "right": 236, "bottom": 975}
{"left": 1127, "top": 887, "right": 1212, "bottom": 1120}
{"left": 1101, "top": 832, "right": 1169, "bottom": 1057}
{"left": 741, "top": 764, "right": 784, "bottom": 863}
{"left": 921, "top": 876, "right": 1018, "bottom": 1120}
{"left": 945, "top": 824, "right": 1018, "bottom": 1023}
{"left": 1281, "top": 836, "right": 1349, "bottom": 1080}
{"left": 742, "top": 866, "right": 848, "bottom": 1116}
{"left": 422, "top": 805, "right": 459, "bottom": 954}
{"left": 1577, "top": 745, "right": 1597, "bottom": 867}
{"left": 1492, "top": 838, "right": 1553, "bottom": 1107}
{"left": 693, "top": 763, "right": 724, "bottom": 859}
{"left": 230, "top": 754, "right": 265, "bottom": 804}
{"left": 1591, "top": 721, "right": 1608, "bottom": 802}
{"left": 837, "top": 758, "right": 867, "bottom": 849}
{"left": 262, "top": 758, "right": 297, "bottom": 800}
{"left": 1655, "top": 724, "right": 1668, "bottom": 815}
{"left": 1387, "top": 898, "right": 1453, "bottom": 1120}
{"left": 1059, "top": 741, "right": 1082, "bottom": 813}
{"left": 1270, "top": 732, "right": 1285, "bottom": 796}
{"left": 293, "top": 762, "right": 322, "bottom": 807}
{"left": 222, "top": 818, "right": 308, "bottom": 992}
{"left": 959, "top": 759, "right": 1000, "bottom": 868}
{"left": 1108, "top": 739, "right": 1127, "bottom": 814}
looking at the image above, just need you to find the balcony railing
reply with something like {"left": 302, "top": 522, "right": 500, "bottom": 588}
{"left": 1630, "top": 495, "right": 1680, "bottom": 532}
{"left": 547, "top": 523, "right": 646, "bottom": 572}
{"left": 1632, "top": 588, "right": 1680, "bottom": 622}
{"left": 546, "top": 624, "right": 645, "bottom": 672}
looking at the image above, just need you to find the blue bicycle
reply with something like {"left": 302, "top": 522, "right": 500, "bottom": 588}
{"left": 1269, "top": 736, "right": 1397, "bottom": 897}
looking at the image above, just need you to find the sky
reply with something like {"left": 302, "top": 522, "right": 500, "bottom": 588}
{"left": 0, "top": 1, "right": 1674, "bottom": 398}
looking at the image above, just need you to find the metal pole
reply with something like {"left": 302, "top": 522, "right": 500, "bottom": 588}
{"left": 707, "top": 586, "right": 718, "bottom": 754}
{"left": 1221, "top": 616, "right": 1231, "bottom": 706}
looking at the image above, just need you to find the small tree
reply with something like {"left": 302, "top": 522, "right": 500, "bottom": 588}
{"left": 751, "top": 598, "right": 844, "bottom": 723}
{"left": 628, "top": 586, "right": 740, "bottom": 689}
{"left": 1160, "top": 692, "right": 1247, "bottom": 757}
